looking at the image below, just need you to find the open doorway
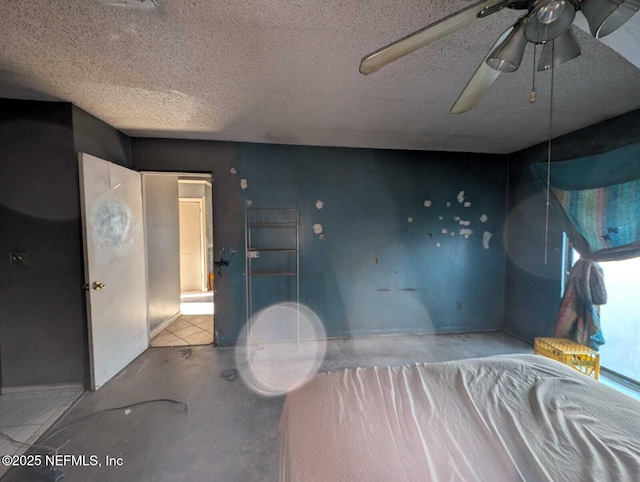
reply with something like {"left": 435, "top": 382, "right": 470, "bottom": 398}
{"left": 142, "top": 173, "right": 214, "bottom": 347}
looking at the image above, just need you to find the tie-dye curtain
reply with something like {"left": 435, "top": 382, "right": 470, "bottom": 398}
{"left": 533, "top": 142, "right": 640, "bottom": 350}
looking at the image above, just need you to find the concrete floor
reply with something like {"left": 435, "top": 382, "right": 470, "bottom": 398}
{"left": 3, "top": 332, "right": 531, "bottom": 482}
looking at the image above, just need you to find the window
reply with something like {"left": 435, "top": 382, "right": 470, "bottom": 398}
{"left": 568, "top": 243, "right": 640, "bottom": 383}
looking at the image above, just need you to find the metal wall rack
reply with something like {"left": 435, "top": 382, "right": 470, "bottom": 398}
{"left": 245, "top": 208, "right": 300, "bottom": 344}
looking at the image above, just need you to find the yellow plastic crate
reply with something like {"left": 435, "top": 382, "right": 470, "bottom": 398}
{"left": 534, "top": 337, "right": 600, "bottom": 380}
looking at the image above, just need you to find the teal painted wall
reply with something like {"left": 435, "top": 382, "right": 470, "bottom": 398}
{"left": 133, "top": 140, "right": 509, "bottom": 345}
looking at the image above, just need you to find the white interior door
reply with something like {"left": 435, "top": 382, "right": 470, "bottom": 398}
{"left": 179, "top": 199, "right": 205, "bottom": 292}
{"left": 79, "top": 153, "right": 148, "bottom": 390}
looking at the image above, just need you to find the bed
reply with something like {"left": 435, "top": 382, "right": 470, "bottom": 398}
{"left": 278, "top": 354, "right": 640, "bottom": 482}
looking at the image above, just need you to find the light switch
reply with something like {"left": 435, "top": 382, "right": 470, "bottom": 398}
{"left": 220, "top": 245, "right": 227, "bottom": 255}
{"left": 9, "top": 252, "right": 28, "bottom": 265}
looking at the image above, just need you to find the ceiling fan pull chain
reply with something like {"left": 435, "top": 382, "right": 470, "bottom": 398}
{"left": 530, "top": 43, "right": 537, "bottom": 104}
{"left": 544, "top": 39, "right": 555, "bottom": 265}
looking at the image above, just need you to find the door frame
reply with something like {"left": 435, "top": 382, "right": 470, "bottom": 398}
{"left": 140, "top": 171, "right": 215, "bottom": 345}
{"left": 179, "top": 196, "right": 208, "bottom": 292}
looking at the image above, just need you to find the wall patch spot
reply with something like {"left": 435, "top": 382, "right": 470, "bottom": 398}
{"left": 483, "top": 231, "right": 493, "bottom": 249}
{"left": 240, "top": 179, "right": 248, "bottom": 190}
{"left": 312, "top": 223, "right": 323, "bottom": 235}
{"left": 454, "top": 216, "right": 460, "bottom": 222}
{"left": 459, "top": 220, "right": 470, "bottom": 226}
{"left": 230, "top": 167, "right": 237, "bottom": 175}
{"left": 457, "top": 191, "right": 465, "bottom": 204}
{"left": 442, "top": 228, "right": 448, "bottom": 234}
{"left": 407, "top": 217, "right": 414, "bottom": 223}
{"left": 450, "top": 232, "right": 455, "bottom": 236}
{"left": 91, "top": 200, "right": 132, "bottom": 249}
{"left": 316, "top": 200, "right": 324, "bottom": 210}
{"left": 424, "top": 200, "right": 432, "bottom": 207}
{"left": 446, "top": 202, "right": 451, "bottom": 207}
{"left": 460, "top": 228, "right": 473, "bottom": 239}
{"left": 480, "top": 214, "right": 488, "bottom": 223}
{"left": 464, "top": 201, "right": 471, "bottom": 208}
{"left": 436, "top": 242, "right": 441, "bottom": 247}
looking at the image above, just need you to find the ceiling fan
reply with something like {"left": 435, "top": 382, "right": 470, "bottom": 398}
{"left": 359, "top": 0, "right": 640, "bottom": 114}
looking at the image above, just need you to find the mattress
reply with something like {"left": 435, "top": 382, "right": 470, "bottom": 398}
{"left": 278, "top": 354, "right": 640, "bottom": 482}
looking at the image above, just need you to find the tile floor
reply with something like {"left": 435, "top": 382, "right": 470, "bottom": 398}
{"left": 150, "top": 315, "right": 214, "bottom": 347}
{"left": 0, "top": 388, "right": 83, "bottom": 477}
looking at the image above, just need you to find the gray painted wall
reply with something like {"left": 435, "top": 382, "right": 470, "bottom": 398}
{"left": 0, "top": 100, "right": 85, "bottom": 387}
{"left": 132, "top": 140, "right": 509, "bottom": 345}
{"left": 72, "top": 105, "right": 131, "bottom": 167}
{"left": 505, "top": 108, "right": 640, "bottom": 343}
{"left": 0, "top": 100, "right": 131, "bottom": 388}
{"left": 143, "top": 174, "right": 181, "bottom": 334}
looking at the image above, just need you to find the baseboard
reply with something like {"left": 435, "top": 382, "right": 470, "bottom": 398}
{"left": 150, "top": 311, "right": 182, "bottom": 339}
{"left": 1, "top": 382, "right": 83, "bottom": 395}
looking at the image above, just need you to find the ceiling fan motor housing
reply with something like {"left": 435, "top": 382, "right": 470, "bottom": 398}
{"left": 525, "top": 0, "right": 578, "bottom": 43}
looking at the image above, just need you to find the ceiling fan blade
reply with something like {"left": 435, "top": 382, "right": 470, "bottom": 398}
{"left": 450, "top": 27, "right": 513, "bottom": 114}
{"left": 359, "top": 0, "right": 510, "bottom": 75}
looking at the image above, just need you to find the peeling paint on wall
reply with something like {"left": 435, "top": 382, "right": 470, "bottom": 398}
{"left": 457, "top": 191, "right": 465, "bottom": 204}
{"left": 245, "top": 199, "right": 253, "bottom": 207}
{"left": 446, "top": 202, "right": 451, "bottom": 207}
{"left": 483, "top": 231, "right": 493, "bottom": 249}
{"left": 460, "top": 228, "right": 473, "bottom": 239}
{"left": 480, "top": 214, "right": 488, "bottom": 223}
{"left": 442, "top": 228, "right": 448, "bottom": 234}
{"left": 230, "top": 167, "right": 237, "bottom": 175}
{"left": 436, "top": 242, "right": 441, "bottom": 247}
{"left": 316, "top": 200, "right": 324, "bottom": 209}
{"left": 438, "top": 216, "right": 443, "bottom": 220}
{"left": 312, "top": 223, "right": 323, "bottom": 235}
{"left": 454, "top": 216, "right": 460, "bottom": 222}
{"left": 459, "top": 220, "right": 470, "bottom": 226}
{"left": 450, "top": 232, "right": 455, "bottom": 236}
{"left": 407, "top": 217, "right": 414, "bottom": 223}
{"left": 464, "top": 202, "right": 471, "bottom": 207}
{"left": 424, "top": 200, "right": 431, "bottom": 207}
{"left": 240, "top": 179, "right": 248, "bottom": 190}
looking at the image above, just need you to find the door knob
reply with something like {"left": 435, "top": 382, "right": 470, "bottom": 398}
{"left": 92, "top": 281, "right": 105, "bottom": 290}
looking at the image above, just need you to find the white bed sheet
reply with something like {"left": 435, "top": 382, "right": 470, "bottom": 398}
{"left": 278, "top": 354, "right": 640, "bottom": 482}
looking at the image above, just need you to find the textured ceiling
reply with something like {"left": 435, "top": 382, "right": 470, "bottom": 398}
{"left": 1, "top": 0, "right": 640, "bottom": 154}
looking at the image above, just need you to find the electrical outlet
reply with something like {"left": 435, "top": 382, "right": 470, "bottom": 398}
{"left": 220, "top": 245, "right": 227, "bottom": 256}
{"left": 230, "top": 245, "right": 237, "bottom": 255}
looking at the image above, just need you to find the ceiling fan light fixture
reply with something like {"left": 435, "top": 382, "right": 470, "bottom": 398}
{"left": 580, "top": 0, "right": 640, "bottom": 38}
{"left": 525, "top": 0, "right": 576, "bottom": 43}
{"left": 537, "top": 28, "right": 581, "bottom": 71}
{"left": 486, "top": 18, "right": 529, "bottom": 73}
{"left": 537, "top": 1, "right": 567, "bottom": 23}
